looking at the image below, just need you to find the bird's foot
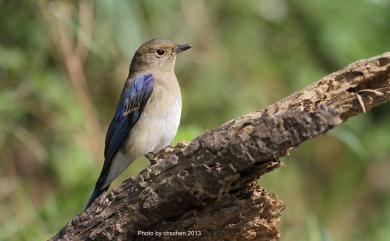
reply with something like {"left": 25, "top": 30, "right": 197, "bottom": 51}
{"left": 145, "top": 152, "right": 156, "bottom": 161}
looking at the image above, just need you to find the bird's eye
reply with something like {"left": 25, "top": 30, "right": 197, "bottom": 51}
{"left": 155, "top": 49, "right": 165, "bottom": 57}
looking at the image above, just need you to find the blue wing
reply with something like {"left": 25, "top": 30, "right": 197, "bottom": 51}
{"left": 104, "top": 75, "right": 153, "bottom": 161}
{"left": 85, "top": 74, "right": 153, "bottom": 209}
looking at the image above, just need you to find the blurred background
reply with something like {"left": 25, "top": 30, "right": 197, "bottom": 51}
{"left": 0, "top": 0, "right": 389, "bottom": 240}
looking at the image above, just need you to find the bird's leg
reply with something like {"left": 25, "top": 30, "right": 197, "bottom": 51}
{"left": 145, "top": 152, "right": 156, "bottom": 161}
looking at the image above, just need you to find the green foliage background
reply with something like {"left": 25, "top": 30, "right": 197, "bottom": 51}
{"left": 0, "top": 0, "right": 389, "bottom": 240}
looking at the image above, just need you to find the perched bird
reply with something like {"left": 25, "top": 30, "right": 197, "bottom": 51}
{"left": 85, "top": 39, "right": 191, "bottom": 209}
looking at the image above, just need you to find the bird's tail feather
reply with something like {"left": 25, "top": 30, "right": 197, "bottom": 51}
{"left": 85, "top": 185, "right": 109, "bottom": 210}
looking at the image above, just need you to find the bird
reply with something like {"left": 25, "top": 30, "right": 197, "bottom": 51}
{"left": 85, "top": 39, "right": 191, "bottom": 209}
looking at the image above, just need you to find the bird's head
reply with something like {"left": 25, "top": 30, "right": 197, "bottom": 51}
{"left": 129, "top": 39, "right": 191, "bottom": 74}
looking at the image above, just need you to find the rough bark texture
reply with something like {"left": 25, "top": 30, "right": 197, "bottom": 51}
{"left": 51, "top": 53, "right": 390, "bottom": 241}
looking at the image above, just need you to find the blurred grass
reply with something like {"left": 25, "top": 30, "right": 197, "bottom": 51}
{"left": 0, "top": 0, "right": 390, "bottom": 240}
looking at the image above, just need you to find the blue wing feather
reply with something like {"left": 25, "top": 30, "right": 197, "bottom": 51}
{"left": 85, "top": 74, "right": 153, "bottom": 209}
{"left": 104, "top": 74, "right": 153, "bottom": 160}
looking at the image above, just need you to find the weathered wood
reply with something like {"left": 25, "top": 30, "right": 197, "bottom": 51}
{"left": 51, "top": 52, "right": 390, "bottom": 241}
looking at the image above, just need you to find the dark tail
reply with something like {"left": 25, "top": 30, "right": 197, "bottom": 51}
{"left": 84, "top": 184, "right": 109, "bottom": 210}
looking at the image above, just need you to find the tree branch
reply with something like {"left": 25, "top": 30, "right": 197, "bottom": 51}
{"left": 51, "top": 52, "right": 390, "bottom": 241}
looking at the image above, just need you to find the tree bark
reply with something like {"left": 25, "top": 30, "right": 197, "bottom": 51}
{"left": 51, "top": 52, "right": 390, "bottom": 241}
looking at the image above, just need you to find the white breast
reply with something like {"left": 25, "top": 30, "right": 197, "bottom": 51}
{"left": 126, "top": 74, "right": 182, "bottom": 158}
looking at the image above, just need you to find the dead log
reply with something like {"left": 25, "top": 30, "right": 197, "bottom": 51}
{"left": 51, "top": 52, "right": 390, "bottom": 241}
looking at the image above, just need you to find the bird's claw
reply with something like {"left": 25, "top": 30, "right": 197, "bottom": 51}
{"left": 145, "top": 152, "right": 156, "bottom": 161}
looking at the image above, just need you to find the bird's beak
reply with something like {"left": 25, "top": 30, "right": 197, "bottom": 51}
{"left": 175, "top": 44, "right": 192, "bottom": 53}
